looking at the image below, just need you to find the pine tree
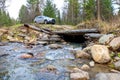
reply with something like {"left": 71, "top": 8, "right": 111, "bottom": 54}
{"left": 100, "top": 0, "right": 113, "bottom": 21}
{"left": 84, "top": 0, "right": 96, "bottom": 20}
{"left": 63, "top": 0, "right": 80, "bottom": 25}
{"left": 0, "top": 10, "right": 13, "bottom": 26}
{"left": 27, "top": 0, "right": 44, "bottom": 22}
{"left": 43, "top": 0, "right": 57, "bottom": 18}
{"left": 56, "top": 10, "right": 61, "bottom": 24}
{"left": 19, "top": 5, "right": 29, "bottom": 23}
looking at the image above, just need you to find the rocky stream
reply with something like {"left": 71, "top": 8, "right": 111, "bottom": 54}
{"left": 0, "top": 41, "right": 119, "bottom": 80}
{"left": 0, "top": 24, "right": 120, "bottom": 80}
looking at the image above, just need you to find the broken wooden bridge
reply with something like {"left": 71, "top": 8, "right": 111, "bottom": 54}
{"left": 24, "top": 24, "right": 103, "bottom": 42}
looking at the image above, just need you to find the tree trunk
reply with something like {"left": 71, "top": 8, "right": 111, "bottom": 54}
{"left": 97, "top": 0, "right": 101, "bottom": 21}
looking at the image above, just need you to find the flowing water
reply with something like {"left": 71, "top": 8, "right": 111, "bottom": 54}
{"left": 0, "top": 42, "right": 110, "bottom": 80}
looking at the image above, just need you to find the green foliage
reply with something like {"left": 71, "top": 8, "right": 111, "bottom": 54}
{"left": 56, "top": 10, "right": 61, "bottom": 24}
{"left": 62, "top": 0, "right": 80, "bottom": 25}
{"left": 0, "top": 10, "right": 14, "bottom": 27}
{"left": 117, "top": 53, "right": 120, "bottom": 58}
{"left": 43, "top": 0, "right": 57, "bottom": 18}
{"left": 27, "top": 0, "right": 39, "bottom": 5}
{"left": 100, "top": 0, "right": 113, "bottom": 21}
{"left": 84, "top": 0, "right": 96, "bottom": 20}
{"left": 108, "top": 63, "right": 115, "bottom": 68}
{"left": 19, "top": 5, "right": 30, "bottom": 23}
{"left": 82, "top": 0, "right": 113, "bottom": 21}
{"left": 26, "top": 0, "right": 42, "bottom": 22}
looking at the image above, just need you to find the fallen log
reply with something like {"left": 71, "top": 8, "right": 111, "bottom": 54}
{"left": 24, "top": 24, "right": 53, "bottom": 35}
{"left": 53, "top": 29, "right": 100, "bottom": 36}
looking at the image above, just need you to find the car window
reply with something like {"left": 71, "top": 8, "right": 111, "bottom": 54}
{"left": 38, "top": 16, "right": 42, "bottom": 18}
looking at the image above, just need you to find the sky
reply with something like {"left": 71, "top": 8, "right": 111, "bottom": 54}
{"left": 6, "top": 0, "right": 27, "bottom": 19}
{"left": 6, "top": 0, "right": 64, "bottom": 19}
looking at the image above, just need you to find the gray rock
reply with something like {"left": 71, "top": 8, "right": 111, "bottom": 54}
{"left": 109, "top": 37, "right": 120, "bottom": 50}
{"left": 99, "top": 34, "right": 114, "bottom": 45}
{"left": 91, "top": 45, "right": 111, "bottom": 63}
{"left": 114, "top": 60, "right": 120, "bottom": 70}
{"left": 95, "top": 73, "right": 120, "bottom": 80}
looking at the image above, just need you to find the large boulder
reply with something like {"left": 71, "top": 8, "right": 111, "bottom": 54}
{"left": 99, "top": 34, "right": 114, "bottom": 45}
{"left": 109, "top": 37, "right": 120, "bottom": 50}
{"left": 114, "top": 60, "right": 120, "bottom": 70}
{"left": 95, "top": 73, "right": 120, "bottom": 80}
{"left": 91, "top": 45, "right": 111, "bottom": 63}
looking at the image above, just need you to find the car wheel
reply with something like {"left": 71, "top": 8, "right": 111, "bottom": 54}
{"left": 52, "top": 19, "right": 55, "bottom": 24}
{"left": 44, "top": 20, "right": 47, "bottom": 24}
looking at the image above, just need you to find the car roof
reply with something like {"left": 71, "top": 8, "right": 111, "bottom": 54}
{"left": 37, "top": 16, "right": 47, "bottom": 17}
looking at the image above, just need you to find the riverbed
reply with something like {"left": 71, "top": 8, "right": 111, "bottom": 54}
{"left": 0, "top": 42, "right": 111, "bottom": 80}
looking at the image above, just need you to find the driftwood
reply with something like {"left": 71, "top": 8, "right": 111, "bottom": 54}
{"left": 24, "top": 24, "right": 53, "bottom": 35}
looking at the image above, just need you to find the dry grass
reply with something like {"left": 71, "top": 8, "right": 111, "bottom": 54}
{"left": 76, "top": 20, "right": 120, "bottom": 34}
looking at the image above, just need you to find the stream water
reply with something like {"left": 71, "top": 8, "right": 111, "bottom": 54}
{"left": 0, "top": 42, "right": 110, "bottom": 80}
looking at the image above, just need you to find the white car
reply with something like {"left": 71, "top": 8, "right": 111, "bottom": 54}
{"left": 34, "top": 16, "right": 55, "bottom": 24}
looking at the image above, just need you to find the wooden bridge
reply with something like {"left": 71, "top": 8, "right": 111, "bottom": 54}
{"left": 24, "top": 24, "right": 103, "bottom": 42}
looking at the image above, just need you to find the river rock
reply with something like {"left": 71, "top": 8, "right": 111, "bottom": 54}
{"left": 95, "top": 73, "right": 120, "bottom": 80}
{"left": 81, "top": 64, "right": 90, "bottom": 71}
{"left": 19, "top": 53, "right": 34, "bottom": 59}
{"left": 110, "top": 69, "right": 120, "bottom": 73}
{"left": 0, "top": 42, "right": 6, "bottom": 46}
{"left": 83, "top": 46, "right": 91, "bottom": 54}
{"left": 75, "top": 50, "right": 91, "bottom": 59}
{"left": 114, "top": 56, "right": 120, "bottom": 61}
{"left": 99, "top": 34, "right": 114, "bottom": 45}
{"left": 72, "top": 68, "right": 82, "bottom": 73}
{"left": 114, "top": 60, "right": 120, "bottom": 70}
{"left": 70, "top": 69, "right": 89, "bottom": 80}
{"left": 47, "top": 65, "right": 56, "bottom": 71}
{"left": 109, "top": 37, "right": 120, "bottom": 50}
{"left": 91, "top": 45, "right": 111, "bottom": 63}
{"left": 89, "top": 61, "right": 95, "bottom": 67}
{"left": 37, "top": 41, "right": 48, "bottom": 45}
{"left": 49, "top": 44, "right": 62, "bottom": 49}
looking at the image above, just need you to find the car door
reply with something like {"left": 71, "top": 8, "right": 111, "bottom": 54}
{"left": 37, "top": 16, "right": 43, "bottom": 23}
